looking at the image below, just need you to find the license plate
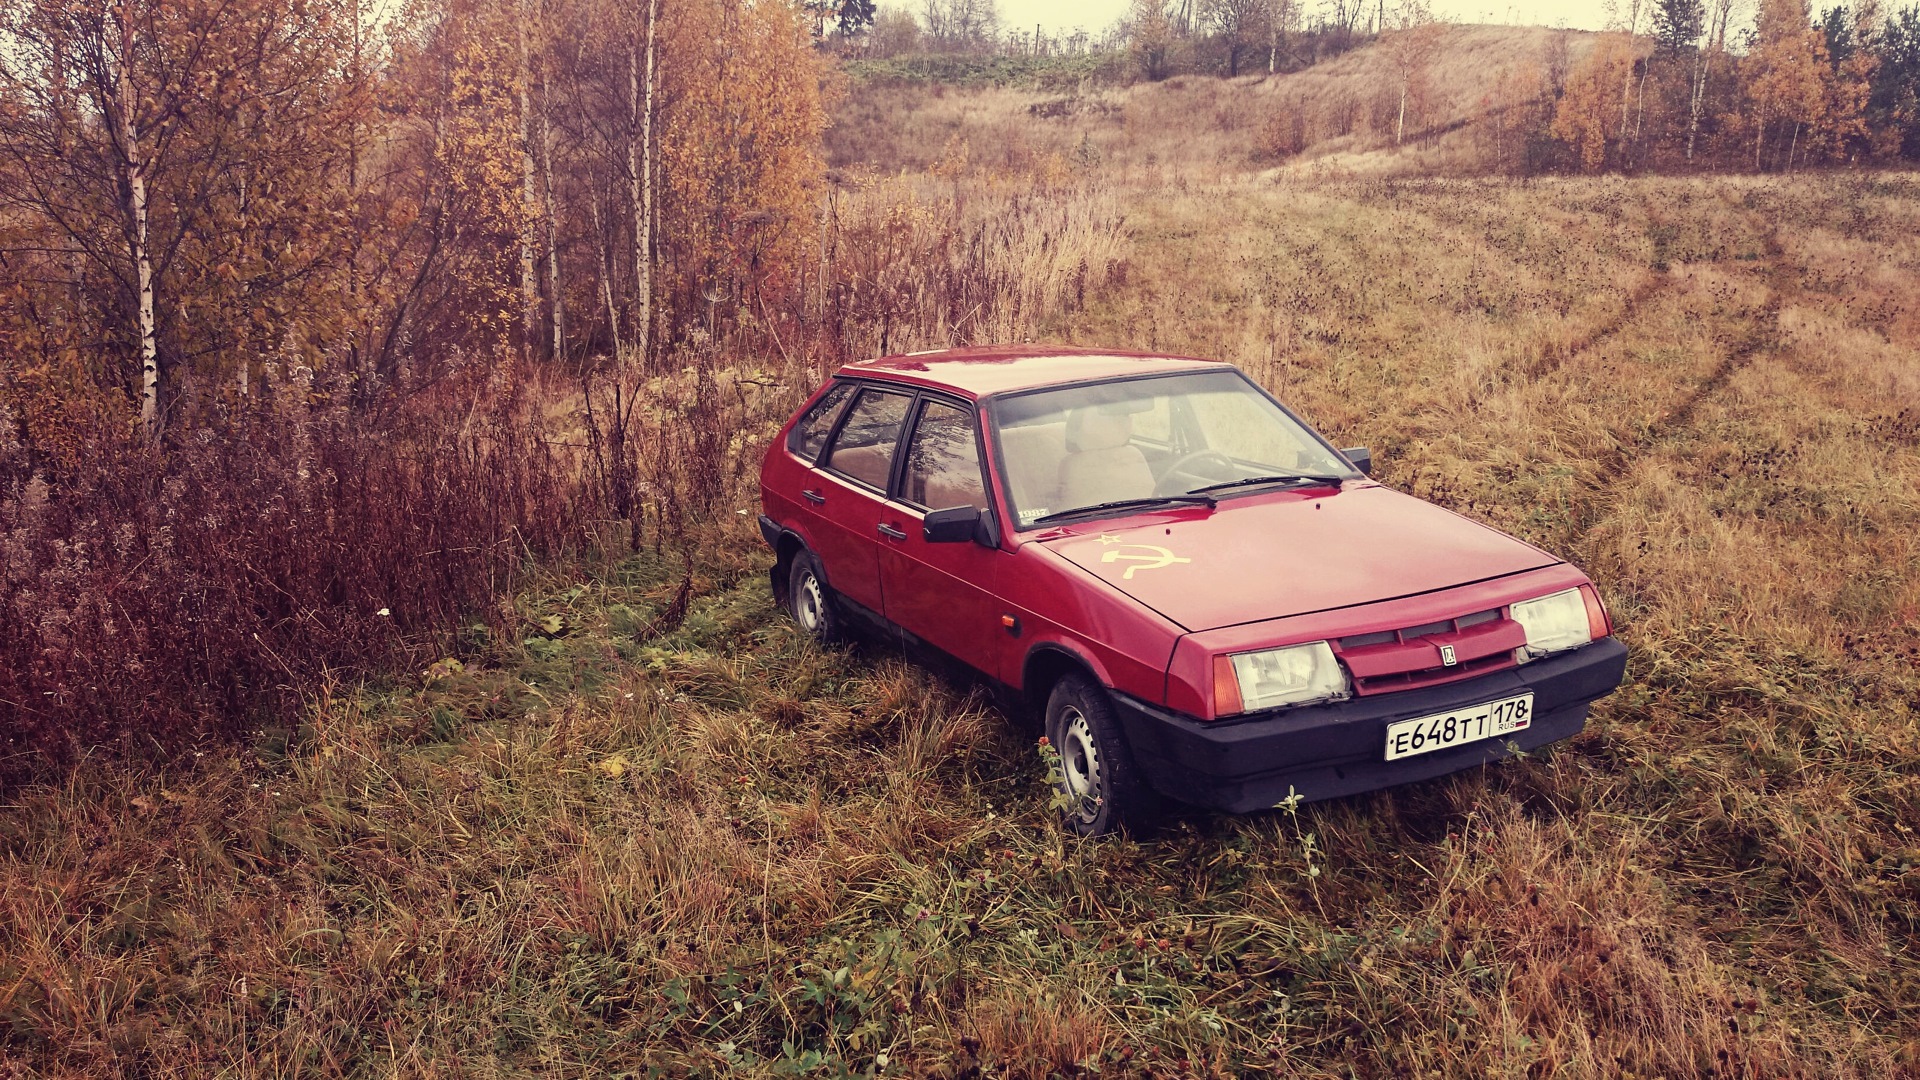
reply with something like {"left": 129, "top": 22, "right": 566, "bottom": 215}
{"left": 1384, "top": 693, "right": 1534, "bottom": 761}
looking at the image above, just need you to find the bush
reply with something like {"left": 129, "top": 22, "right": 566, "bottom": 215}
{"left": 0, "top": 363, "right": 597, "bottom": 784}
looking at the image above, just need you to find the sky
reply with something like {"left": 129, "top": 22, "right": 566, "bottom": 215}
{"left": 995, "top": 0, "right": 1618, "bottom": 36}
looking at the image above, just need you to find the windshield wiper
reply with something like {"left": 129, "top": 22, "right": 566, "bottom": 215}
{"left": 1187, "top": 474, "right": 1347, "bottom": 496}
{"left": 1031, "top": 494, "right": 1215, "bottom": 525}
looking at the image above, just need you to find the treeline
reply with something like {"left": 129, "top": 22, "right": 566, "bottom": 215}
{"left": 1120, "top": 0, "right": 1389, "bottom": 80}
{"left": 850, "top": 0, "right": 1379, "bottom": 81}
{"left": 0, "top": 0, "right": 832, "bottom": 772}
{"left": 1488, "top": 0, "right": 1920, "bottom": 172}
{"left": 1, "top": 0, "right": 829, "bottom": 442}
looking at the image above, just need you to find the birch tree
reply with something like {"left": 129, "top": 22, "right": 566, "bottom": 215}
{"left": 0, "top": 0, "right": 370, "bottom": 441}
{"left": 112, "top": 10, "right": 159, "bottom": 439}
{"left": 1267, "top": 0, "right": 1298, "bottom": 72}
{"left": 1740, "top": 0, "right": 1832, "bottom": 168}
{"left": 516, "top": 0, "right": 543, "bottom": 362}
{"left": 1607, "top": 0, "right": 1651, "bottom": 166}
{"left": 1686, "top": 0, "right": 1741, "bottom": 162}
{"left": 1379, "top": 0, "right": 1442, "bottom": 146}
{"left": 537, "top": 3, "right": 565, "bottom": 362}
{"left": 630, "top": 0, "right": 659, "bottom": 363}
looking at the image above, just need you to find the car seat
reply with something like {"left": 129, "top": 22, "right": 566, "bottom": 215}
{"left": 1057, "top": 407, "right": 1155, "bottom": 510}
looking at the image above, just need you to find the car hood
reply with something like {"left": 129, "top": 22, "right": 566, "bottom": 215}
{"left": 1042, "top": 484, "right": 1559, "bottom": 632}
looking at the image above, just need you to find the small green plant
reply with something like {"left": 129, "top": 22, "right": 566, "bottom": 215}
{"left": 1036, "top": 734, "right": 1092, "bottom": 819}
{"left": 1274, "top": 787, "right": 1326, "bottom": 915}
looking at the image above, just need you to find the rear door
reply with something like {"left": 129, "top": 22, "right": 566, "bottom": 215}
{"left": 809, "top": 384, "right": 915, "bottom": 621}
{"left": 879, "top": 396, "right": 1004, "bottom": 676}
{"left": 770, "top": 380, "right": 857, "bottom": 536}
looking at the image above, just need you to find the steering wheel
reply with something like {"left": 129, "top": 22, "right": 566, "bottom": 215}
{"left": 1155, "top": 449, "right": 1238, "bottom": 495}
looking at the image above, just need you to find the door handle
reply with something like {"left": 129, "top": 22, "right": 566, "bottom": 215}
{"left": 876, "top": 523, "right": 907, "bottom": 540}
{"left": 801, "top": 489, "right": 826, "bottom": 505}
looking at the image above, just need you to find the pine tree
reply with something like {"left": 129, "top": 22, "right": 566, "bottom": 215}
{"left": 1869, "top": 5, "right": 1920, "bottom": 157}
{"left": 1818, "top": 3, "right": 1879, "bottom": 161}
{"left": 838, "top": 0, "right": 879, "bottom": 36}
{"left": 1653, "top": 0, "right": 1706, "bottom": 51}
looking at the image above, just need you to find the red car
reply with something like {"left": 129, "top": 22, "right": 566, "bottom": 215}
{"left": 758, "top": 347, "right": 1628, "bottom": 835}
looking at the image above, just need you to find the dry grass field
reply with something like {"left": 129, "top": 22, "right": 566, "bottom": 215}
{"left": 5, "top": 80, "right": 1920, "bottom": 1080}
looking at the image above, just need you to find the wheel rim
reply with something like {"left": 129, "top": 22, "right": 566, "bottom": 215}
{"left": 1057, "top": 706, "right": 1103, "bottom": 823}
{"left": 794, "top": 569, "right": 825, "bottom": 634}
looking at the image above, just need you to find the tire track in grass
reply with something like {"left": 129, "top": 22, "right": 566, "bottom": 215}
{"left": 1381, "top": 180, "right": 1679, "bottom": 386}
{"left": 1526, "top": 268, "right": 1673, "bottom": 382}
{"left": 1566, "top": 224, "right": 1789, "bottom": 546}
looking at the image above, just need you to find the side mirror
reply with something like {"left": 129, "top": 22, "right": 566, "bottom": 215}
{"left": 1339, "top": 446, "right": 1373, "bottom": 476}
{"left": 925, "top": 505, "right": 997, "bottom": 547}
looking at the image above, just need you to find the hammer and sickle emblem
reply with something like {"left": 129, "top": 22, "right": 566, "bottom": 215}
{"left": 1099, "top": 544, "right": 1191, "bottom": 580}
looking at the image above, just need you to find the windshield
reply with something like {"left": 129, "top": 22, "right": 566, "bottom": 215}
{"left": 991, "top": 370, "right": 1356, "bottom": 528}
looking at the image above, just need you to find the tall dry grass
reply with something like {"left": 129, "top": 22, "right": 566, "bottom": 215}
{"left": 813, "top": 171, "right": 1129, "bottom": 362}
{"left": 0, "top": 361, "right": 600, "bottom": 783}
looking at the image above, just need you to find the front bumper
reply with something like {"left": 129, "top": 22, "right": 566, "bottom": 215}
{"left": 1113, "top": 637, "right": 1629, "bottom": 813}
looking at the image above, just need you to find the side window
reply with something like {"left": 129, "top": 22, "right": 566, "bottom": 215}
{"left": 823, "top": 388, "right": 912, "bottom": 490}
{"left": 902, "top": 400, "right": 987, "bottom": 511}
{"left": 788, "top": 381, "right": 855, "bottom": 459}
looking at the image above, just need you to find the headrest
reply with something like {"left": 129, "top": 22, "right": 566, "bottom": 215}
{"left": 1064, "top": 407, "right": 1133, "bottom": 453}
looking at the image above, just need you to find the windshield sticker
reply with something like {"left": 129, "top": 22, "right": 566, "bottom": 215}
{"left": 1019, "top": 507, "right": 1050, "bottom": 523}
{"left": 1100, "top": 544, "right": 1191, "bottom": 579}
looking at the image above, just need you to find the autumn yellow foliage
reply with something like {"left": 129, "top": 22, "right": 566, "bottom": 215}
{"left": 1552, "top": 33, "right": 1636, "bottom": 172}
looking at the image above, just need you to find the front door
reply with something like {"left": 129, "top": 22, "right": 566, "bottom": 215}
{"left": 810, "top": 385, "right": 915, "bottom": 622}
{"left": 879, "top": 397, "right": 1004, "bottom": 676}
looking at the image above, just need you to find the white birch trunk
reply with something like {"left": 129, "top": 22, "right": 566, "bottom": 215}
{"left": 1618, "top": 0, "right": 1642, "bottom": 140}
{"left": 1689, "top": 0, "right": 1732, "bottom": 165}
{"left": 593, "top": 194, "right": 622, "bottom": 359}
{"left": 117, "top": 15, "right": 159, "bottom": 442}
{"left": 627, "top": 27, "right": 643, "bottom": 358}
{"left": 1686, "top": 47, "right": 1708, "bottom": 163}
{"left": 1635, "top": 60, "right": 1650, "bottom": 140}
{"left": 516, "top": 0, "right": 542, "bottom": 363}
{"left": 629, "top": 0, "right": 659, "bottom": 365}
{"left": 539, "top": 36, "right": 564, "bottom": 363}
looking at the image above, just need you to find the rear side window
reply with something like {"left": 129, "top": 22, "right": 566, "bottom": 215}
{"left": 788, "top": 381, "right": 855, "bottom": 459}
{"left": 824, "top": 388, "right": 912, "bottom": 490}
{"left": 902, "top": 400, "right": 987, "bottom": 511}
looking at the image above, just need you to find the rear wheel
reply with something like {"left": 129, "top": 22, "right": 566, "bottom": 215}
{"left": 787, "top": 549, "right": 842, "bottom": 644}
{"left": 1044, "top": 673, "right": 1159, "bottom": 837}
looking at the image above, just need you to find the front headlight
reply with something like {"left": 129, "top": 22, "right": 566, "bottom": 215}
{"left": 1214, "top": 641, "right": 1351, "bottom": 715}
{"left": 1511, "top": 588, "right": 1592, "bottom": 661}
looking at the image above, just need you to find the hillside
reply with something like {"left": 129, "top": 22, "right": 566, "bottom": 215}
{"left": 829, "top": 24, "right": 1607, "bottom": 177}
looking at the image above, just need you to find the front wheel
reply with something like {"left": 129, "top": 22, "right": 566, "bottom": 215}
{"left": 1044, "top": 673, "right": 1159, "bottom": 837}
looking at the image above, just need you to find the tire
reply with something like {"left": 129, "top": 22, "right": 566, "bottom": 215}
{"left": 786, "top": 549, "right": 843, "bottom": 645}
{"left": 1044, "top": 672, "right": 1160, "bottom": 837}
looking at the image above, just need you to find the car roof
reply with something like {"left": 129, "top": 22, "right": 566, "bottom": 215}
{"left": 835, "top": 345, "right": 1228, "bottom": 399}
